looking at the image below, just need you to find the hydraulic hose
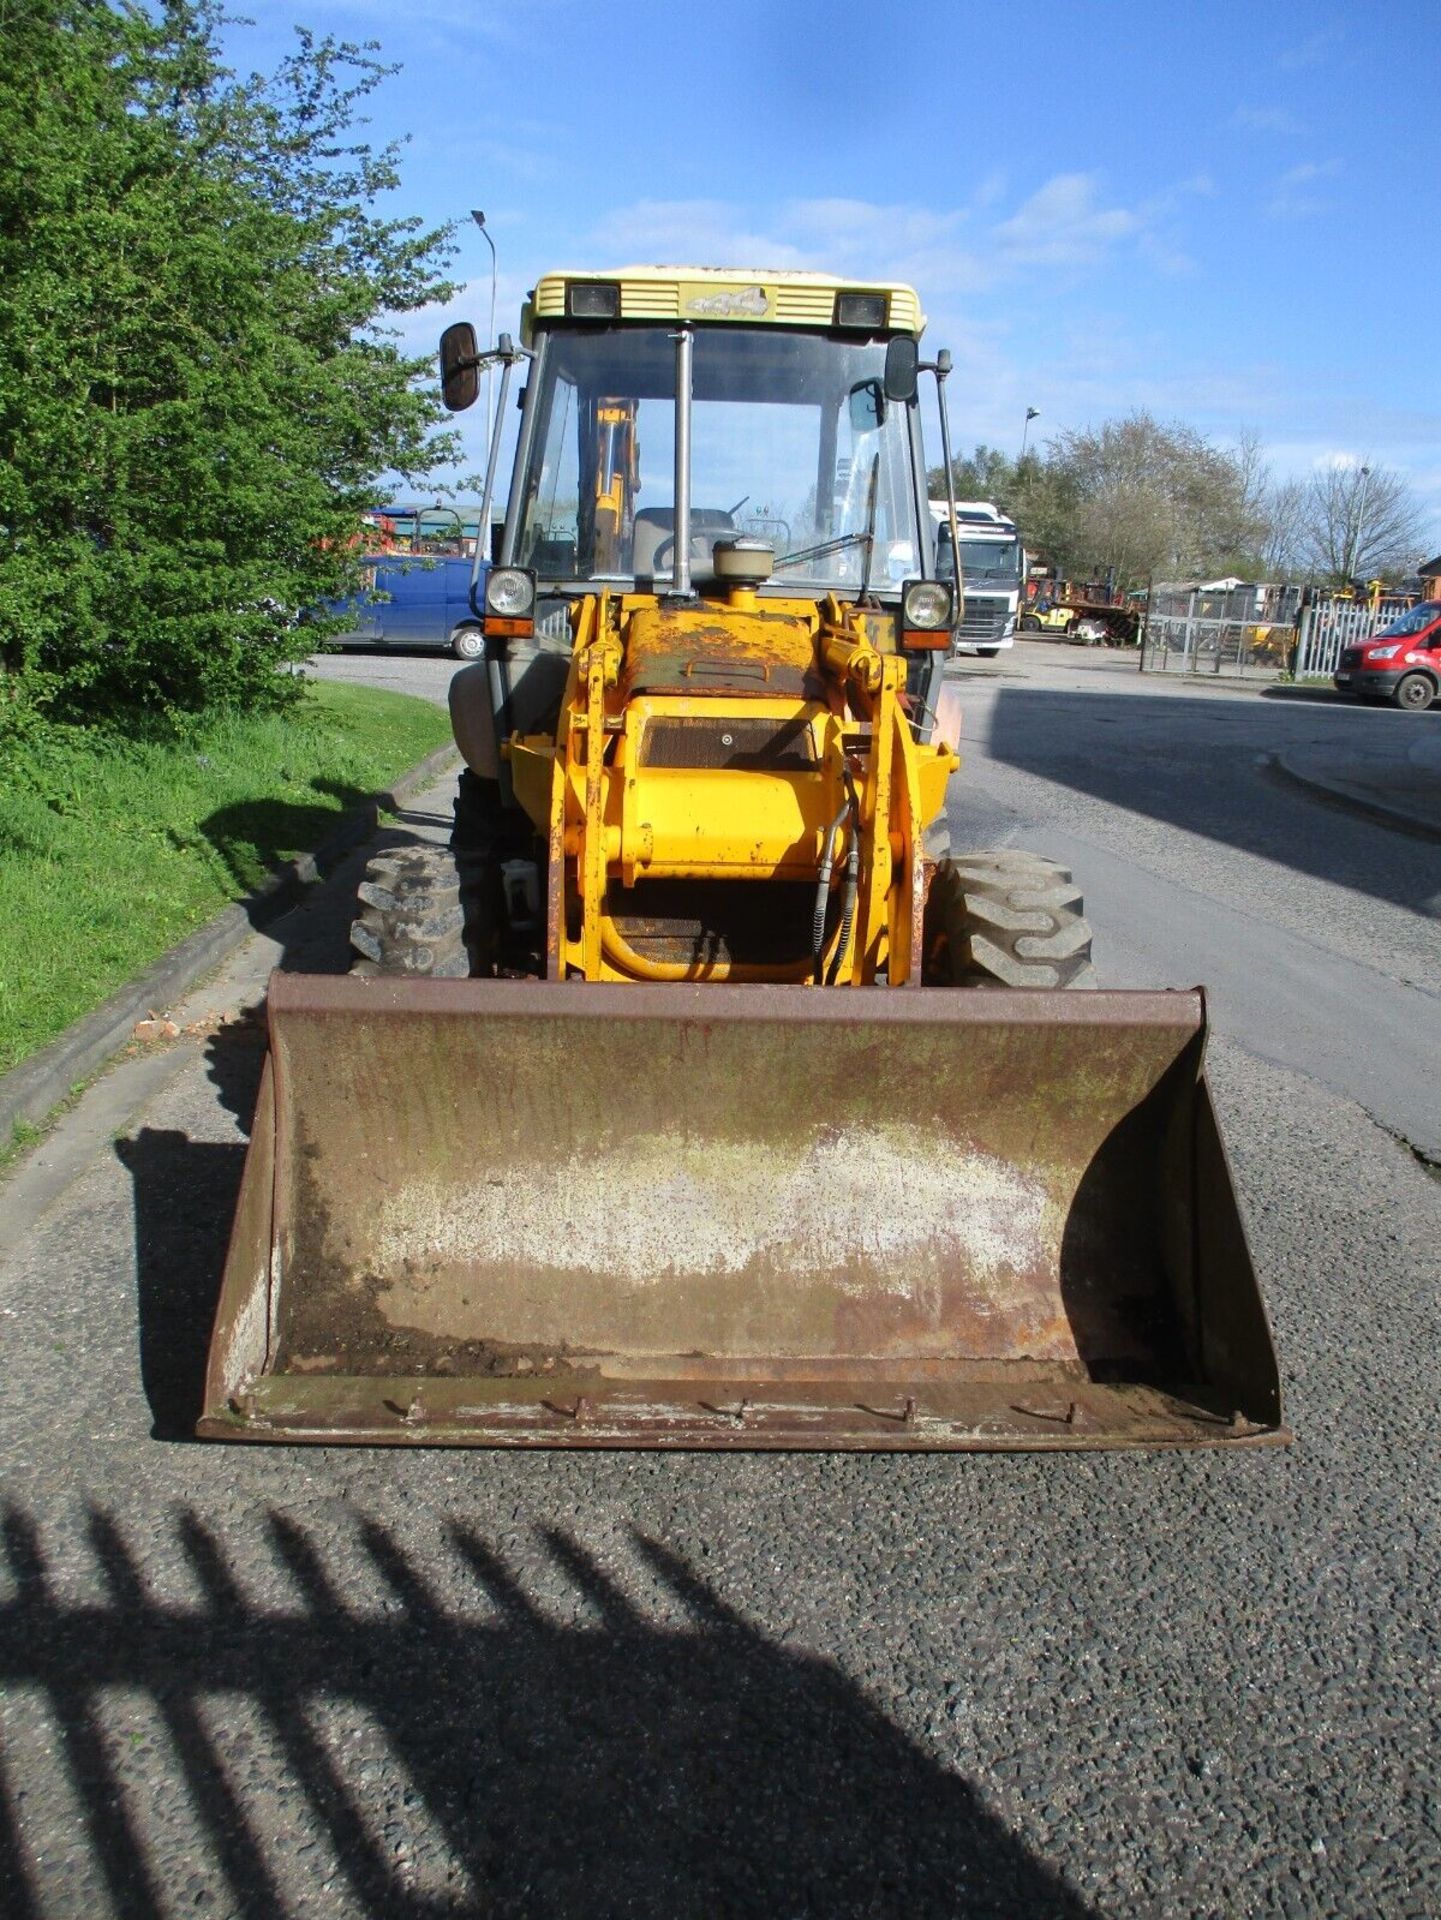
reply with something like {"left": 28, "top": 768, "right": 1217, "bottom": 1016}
{"left": 826, "top": 770, "right": 862, "bottom": 987}
{"left": 812, "top": 799, "right": 849, "bottom": 981}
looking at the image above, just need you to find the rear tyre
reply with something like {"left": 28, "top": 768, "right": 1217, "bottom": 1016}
{"left": 349, "top": 844, "right": 472, "bottom": 976}
{"left": 450, "top": 624, "right": 485, "bottom": 661}
{"left": 450, "top": 769, "right": 536, "bottom": 974}
{"left": 1392, "top": 671, "right": 1436, "bottom": 712}
{"left": 924, "top": 849, "right": 1095, "bottom": 988}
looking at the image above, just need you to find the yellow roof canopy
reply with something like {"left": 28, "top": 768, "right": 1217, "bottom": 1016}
{"left": 524, "top": 266, "right": 924, "bottom": 342}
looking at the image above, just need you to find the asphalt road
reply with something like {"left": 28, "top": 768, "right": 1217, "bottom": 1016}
{"left": 936, "top": 647, "right": 1441, "bottom": 1160}
{"left": 1, "top": 642, "right": 1438, "bottom": 1919}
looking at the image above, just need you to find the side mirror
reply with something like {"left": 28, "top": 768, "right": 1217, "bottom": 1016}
{"left": 848, "top": 379, "right": 884, "bottom": 435}
{"left": 490, "top": 521, "right": 505, "bottom": 564}
{"left": 440, "top": 322, "right": 480, "bottom": 412}
{"left": 883, "top": 336, "right": 919, "bottom": 403}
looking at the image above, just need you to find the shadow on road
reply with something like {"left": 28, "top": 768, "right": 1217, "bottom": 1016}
{"left": 112, "top": 772, "right": 459, "bottom": 1440}
{"left": 115, "top": 1132, "right": 246, "bottom": 1439}
{"left": 179, "top": 792, "right": 457, "bottom": 1123}
{"left": 198, "top": 777, "right": 455, "bottom": 940}
{"left": 198, "top": 779, "right": 373, "bottom": 894}
{"left": 1258, "top": 685, "right": 1354, "bottom": 705}
{"left": 0, "top": 1508, "right": 1096, "bottom": 1919}
{"left": 984, "top": 684, "right": 1441, "bottom": 916}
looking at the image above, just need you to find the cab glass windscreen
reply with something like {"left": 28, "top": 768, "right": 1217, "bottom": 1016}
{"left": 514, "top": 324, "right": 922, "bottom": 590}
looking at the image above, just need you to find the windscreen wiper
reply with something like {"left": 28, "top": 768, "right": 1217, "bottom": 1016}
{"left": 777, "top": 454, "right": 882, "bottom": 577}
{"left": 773, "top": 530, "right": 870, "bottom": 571}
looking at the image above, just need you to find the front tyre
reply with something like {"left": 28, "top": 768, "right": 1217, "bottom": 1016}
{"left": 349, "top": 844, "right": 473, "bottom": 976}
{"left": 1392, "top": 671, "right": 1436, "bottom": 712}
{"left": 450, "top": 768, "right": 537, "bottom": 974}
{"left": 924, "top": 850, "right": 1095, "bottom": 988}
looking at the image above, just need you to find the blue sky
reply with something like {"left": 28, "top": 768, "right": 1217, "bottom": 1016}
{"left": 225, "top": 0, "right": 1440, "bottom": 548}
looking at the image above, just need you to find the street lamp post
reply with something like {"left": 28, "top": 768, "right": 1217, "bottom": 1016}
{"left": 1020, "top": 406, "right": 1039, "bottom": 462}
{"left": 468, "top": 209, "right": 499, "bottom": 440}
{"left": 1343, "top": 463, "right": 1371, "bottom": 585}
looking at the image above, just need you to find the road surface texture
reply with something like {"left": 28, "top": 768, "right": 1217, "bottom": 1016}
{"left": 1, "top": 642, "right": 1437, "bottom": 1919}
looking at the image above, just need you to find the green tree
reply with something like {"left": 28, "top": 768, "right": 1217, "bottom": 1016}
{"left": 0, "top": 0, "right": 455, "bottom": 723}
{"left": 1295, "top": 462, "right": 1428, "bottom": 585}
{"left": 927, "top": 443, "right": 1016, "bottom": 506}
{"left": 1005, "top": 457, "right": 1082, "bottom": 579}
{"left": 1045, "top": 413, "right": 1269, "bottom": 589}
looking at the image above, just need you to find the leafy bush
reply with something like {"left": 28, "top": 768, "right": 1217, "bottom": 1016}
{"left": 0, "top": 2, "right": 457, "bottom": 721}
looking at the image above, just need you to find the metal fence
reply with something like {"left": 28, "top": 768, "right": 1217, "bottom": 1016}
{"left": 1293, "top": 595, "right": 1412, "bottom": 679}
{"left": 1140, "top": 587, "right": 1295, "bottom": 679}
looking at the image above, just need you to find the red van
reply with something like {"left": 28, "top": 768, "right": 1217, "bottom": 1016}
{"left": 1334, "top": 602, "right": 1441, "bottom": 710}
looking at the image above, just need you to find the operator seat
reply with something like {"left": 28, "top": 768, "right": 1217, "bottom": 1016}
{"left": 632, "top": 507, "right": 736, "bottom": 582}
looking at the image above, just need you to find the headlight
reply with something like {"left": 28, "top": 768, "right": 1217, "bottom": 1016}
{"left": 485, "top": 568, "right": 536, "bottom": 618}
{"left": 565, "top": 280, "right": 621, "bottom": 320}
{"left": 835, "top": 291, "right": 888, "bottom": 329}
{"left": 1367, "top": 643, "right": 1401, "bottom": 660}
{"left": 902, "top": 579, "right": 953, "bottom": 629}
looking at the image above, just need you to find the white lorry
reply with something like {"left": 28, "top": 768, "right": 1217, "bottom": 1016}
{"left": 929, "top": 500, "right": 1023, "bottom": 658}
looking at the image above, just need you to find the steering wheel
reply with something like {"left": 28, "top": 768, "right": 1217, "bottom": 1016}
{"left": 650, "top": 516, "right": 734, "bottom": 574}
{"left": 651, "top": 535, "right": 693, "bottom": 573}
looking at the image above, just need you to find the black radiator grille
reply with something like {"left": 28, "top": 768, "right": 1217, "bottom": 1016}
{"left": 640, "top": 716, "right": 817, "bottom": 770}
{"left": 608, "top": 880, "right": 816, "bottom": 966}
{"left": 958, "top": 599, "right": 1010, "bottom": 643}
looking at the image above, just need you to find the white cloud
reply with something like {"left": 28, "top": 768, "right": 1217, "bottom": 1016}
{"left": 783, "top": 199, "right": 990, "bottom": 299}
{"left": 784, "top": 198, "right": 966, "bottom": 253}
{"left": 992, "top": 174, "right": 1141, "bottom": 268}
{"left": 1137, "top": 237, "right": 1198, "bottom": 277}
{"left": 1266, "top": 159, "right": 1342, "bottom": 218}
{"left": 564, "top": 175, "right": 1199, "bottom": 309}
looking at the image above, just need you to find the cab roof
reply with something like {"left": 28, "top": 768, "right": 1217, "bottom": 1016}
{"left": 524, "top": 266, "right": 925, "bottom": 344}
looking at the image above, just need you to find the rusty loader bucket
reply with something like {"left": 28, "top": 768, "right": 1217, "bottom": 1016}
{"left": 200, "top": 975, "right": 1285, "bottom": 1449}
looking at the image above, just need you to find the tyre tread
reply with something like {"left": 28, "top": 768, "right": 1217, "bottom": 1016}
{"left": 924, "top": 848, "right": 1095, "bottom": 988}
{"left": 349, "top": 842, "right": 474, "bottom": 977}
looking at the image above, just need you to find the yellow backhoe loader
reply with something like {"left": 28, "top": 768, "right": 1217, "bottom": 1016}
{"left": 201, "top": 268, "right": 1285, "bottom": 1450}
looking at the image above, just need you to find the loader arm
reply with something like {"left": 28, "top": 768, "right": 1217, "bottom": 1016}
{"left": 505, "top": 587, "right": 953, "bottom": 984}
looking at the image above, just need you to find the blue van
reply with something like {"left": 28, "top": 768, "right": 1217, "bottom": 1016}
{"left": 329, "top": 552, "right": 489, "bottom": 660}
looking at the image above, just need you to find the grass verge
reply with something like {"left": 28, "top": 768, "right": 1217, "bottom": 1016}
{"left": 0, "top": 682, "right": 450, "bottom": 1075}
